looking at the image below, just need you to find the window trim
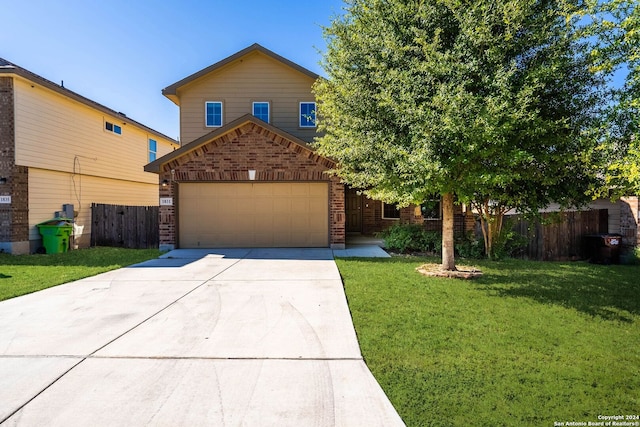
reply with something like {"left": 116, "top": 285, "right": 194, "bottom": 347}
{"left": 205, "top": 101, "right": 223, "bottom": 128}
{"left": 299, "top": 102, "right": 316, "bottom": 128}
{"left": 252, "top": 101, "right": 270, "bottom": 123}
{"left": 381, "top": 202, "right": 401, "bottom": 220}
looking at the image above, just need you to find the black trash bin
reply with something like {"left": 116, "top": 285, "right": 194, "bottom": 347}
{"left": 583, "top": 234, "right": 622, "bottom": 264}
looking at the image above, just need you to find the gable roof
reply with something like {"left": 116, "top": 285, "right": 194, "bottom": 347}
{"left": 161, "top": 43, "right": 320, "bottom": 105}
{"left": 144, "top": 114, "right": 334, "bottom": 173}
{"left": 0, "top": 57, "right": 177, "bottom": 144}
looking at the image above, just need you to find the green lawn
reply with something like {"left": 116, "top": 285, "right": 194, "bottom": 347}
{"left": 0, "top": 247, "right": 161, "bottom": 301}
{"left": 336, "top": 257, "right": 640, "bottom": 427}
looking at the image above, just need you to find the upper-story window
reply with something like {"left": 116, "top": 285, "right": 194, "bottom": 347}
{"left": 253, "top": 102, "right": 270, "bottom": 123}
{"left": 148, "top": 138, "right": 157, "bottom": 162}
{"left": 105, "top": 121, "right": 122, "bottom": 135}
{"left": 382, "top": 202, "right": 401, "bottom": 220}
{"left": 300, "top": 102, "right": 316, "bottom": 128}
{"left": 205, "top": 101, "right": 223, "bottom": 127}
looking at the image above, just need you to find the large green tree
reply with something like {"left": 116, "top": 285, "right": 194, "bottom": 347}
{"left": 314, "top": 0, "right": 605, "bottom": 266}
{"left": 581, "top": 0, "right": 639, "bottom": 196}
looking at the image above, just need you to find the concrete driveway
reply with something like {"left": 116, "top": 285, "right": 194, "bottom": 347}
{"left": 0, "top": 248, "right": 404, "bottom": 426}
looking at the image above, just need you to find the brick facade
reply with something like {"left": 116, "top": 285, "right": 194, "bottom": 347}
{"left": 157, "top": 121, "right": 345, "bottom": 249}
{"left": 0, "top": 76, "right": 29, "bottom": 254}
{"left": 359, "top": 195, "right": 475, "bottom": 236}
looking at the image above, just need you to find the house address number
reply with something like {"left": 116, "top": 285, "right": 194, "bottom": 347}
{"left": 160, "top": 197, "right": 173, "bottom": 206}
{"left": 0, "top": 196, "right": 10, "bottom": 204}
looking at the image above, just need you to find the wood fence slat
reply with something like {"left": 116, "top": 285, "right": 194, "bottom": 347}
{"left": 91, "top": 203, "right": 159, "bottom": 249}
{"left": 507, "top": 209, "right": 608, "bottom": 261}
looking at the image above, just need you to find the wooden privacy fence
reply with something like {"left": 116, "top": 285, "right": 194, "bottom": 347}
{"left": 508, "top": 209, "right": 608, "bottom": 261}
{"left": 91, "top": 203, "right": 159, "bottom": 249}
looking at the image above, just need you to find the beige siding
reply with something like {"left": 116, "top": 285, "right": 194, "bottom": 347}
{"left": 589, "top": 199, "right": 621, "bottom": 233}
{"left": 29, "top": 168, "right": 161, "bottom": 248}
{"left": 177, "top": 51, "right": 317, "bottom": 144}
{"left": 13, "top": 77, "right": 176, "bottom": 184}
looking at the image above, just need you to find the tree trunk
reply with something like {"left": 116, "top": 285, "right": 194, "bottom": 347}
{"left": 475, "top": 199, "right": 507, "bottom": 259}
{"left": 441, "top": 192, "right": 456, "bottom": 271}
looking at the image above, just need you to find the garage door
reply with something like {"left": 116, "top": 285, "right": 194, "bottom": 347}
{"left": 178, "top": 182, "right": 329, "bottom": 248}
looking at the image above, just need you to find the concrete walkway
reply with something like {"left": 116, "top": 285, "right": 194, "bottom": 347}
{"left": 334, "top": 235, "right": 390, "bottom": 258}
{"left": 0, "top": 248, "right": 404, "bottom": 426}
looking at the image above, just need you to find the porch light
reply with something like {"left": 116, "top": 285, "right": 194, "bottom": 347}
{"left": 248, "top": 170, "right": 256, "bottom": 181}
{"left": 161, "top": 170, "right": 176, "bottom": 187}
{"left": 0, "top": 177, "right": 6, "bottom": 185}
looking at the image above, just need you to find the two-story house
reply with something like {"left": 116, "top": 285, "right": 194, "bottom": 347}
{"left": 0, "top": 58, "right": 179, "bottom": 254}
{"left": 145, "top": 44, "right": 475, "bottom": 251}
{"left": 145, "top": 44, "right": 343, "bottom": 250}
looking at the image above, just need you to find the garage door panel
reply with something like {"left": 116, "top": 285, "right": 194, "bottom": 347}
{"left": 235, "top": 214, "right": 255, "bottom": 230}
{"left": 291, "top": 216, "right": 310, "bottom": 230}
{"left": 179, "top": 183, "right": 329, "bottom": 248}
{"left": 236, "top": 198, "right": 254, "bottom": 213}
{"left": 288, "top": 185, "right": 306, "bottom": 197}
{"left": 254, "top": 215, "right": 273, "bottom": 229}
{"left": 291, "top": 200, "right": 312, "bottom": 215}
{"left": 309, "top": 197, "right": 326, "bottom": 211}
{"left": 271, "top": 183, "right": 292, "bottom": 196}
{"left": 273, "top": 198, "right": 292, "bottom": 214}
{"left": 308, "top": 184, "right": 326, "bottom": 197}
{"left": 254, "top": 184, "right": 275, "bottom": 196}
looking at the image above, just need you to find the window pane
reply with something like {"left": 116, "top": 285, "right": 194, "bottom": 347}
{"left": 253, "top": 102, "right": 269, "bottom": 123}
{"left": 206, "top": 102, "right": 222, "bottom": 127}
{"left": 113, "top": 124, "right": 122, "bottom": 135}
{"left": 105, "top": 122, "right": 113, "bottom": 131}
{"left": 300, "top": 102, "right": 316, "bottom": 127}
{"left": 148, "top": 139, "right": 157, "bottom": 163}
{"left": 382, "top": 202, "right": 400, "bottom": 219}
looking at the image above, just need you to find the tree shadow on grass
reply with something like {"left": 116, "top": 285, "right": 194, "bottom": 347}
{"left": 475, "top": 263, "right": 640, "bottom": 323}
{"left": 338, "top": 257, "right": 639, "bottom": 322}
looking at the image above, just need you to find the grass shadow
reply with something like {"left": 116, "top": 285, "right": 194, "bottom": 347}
{"left": 474, "top": 261, "right": 639, "bottom": 322}
{"left": 336, "top": 256, "right": 640, "bottom": 323}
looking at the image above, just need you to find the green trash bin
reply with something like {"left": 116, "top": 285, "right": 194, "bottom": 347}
{"left": 37, "top": 219, "right": 73, "bottom": 254}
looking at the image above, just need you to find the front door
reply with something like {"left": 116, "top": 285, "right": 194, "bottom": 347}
{"left": 345, "top": 188, "right": 362, "bottom": 232}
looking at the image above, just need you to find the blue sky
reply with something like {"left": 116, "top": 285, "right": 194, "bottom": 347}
{"left": 1, "top": 0, "right": 345, "bottom": 140}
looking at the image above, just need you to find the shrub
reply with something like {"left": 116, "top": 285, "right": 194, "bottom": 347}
{"left": 491, "top": 219, "right": 529, "bottom": 260}
{"left": 455, "top": 234, "right": 485, "bottom": 259}
{"left": 621, "top": 246, "right": 640, "bottom": 265}
{"left": 378, "top": 223, "right": 441, "bottom": 254}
